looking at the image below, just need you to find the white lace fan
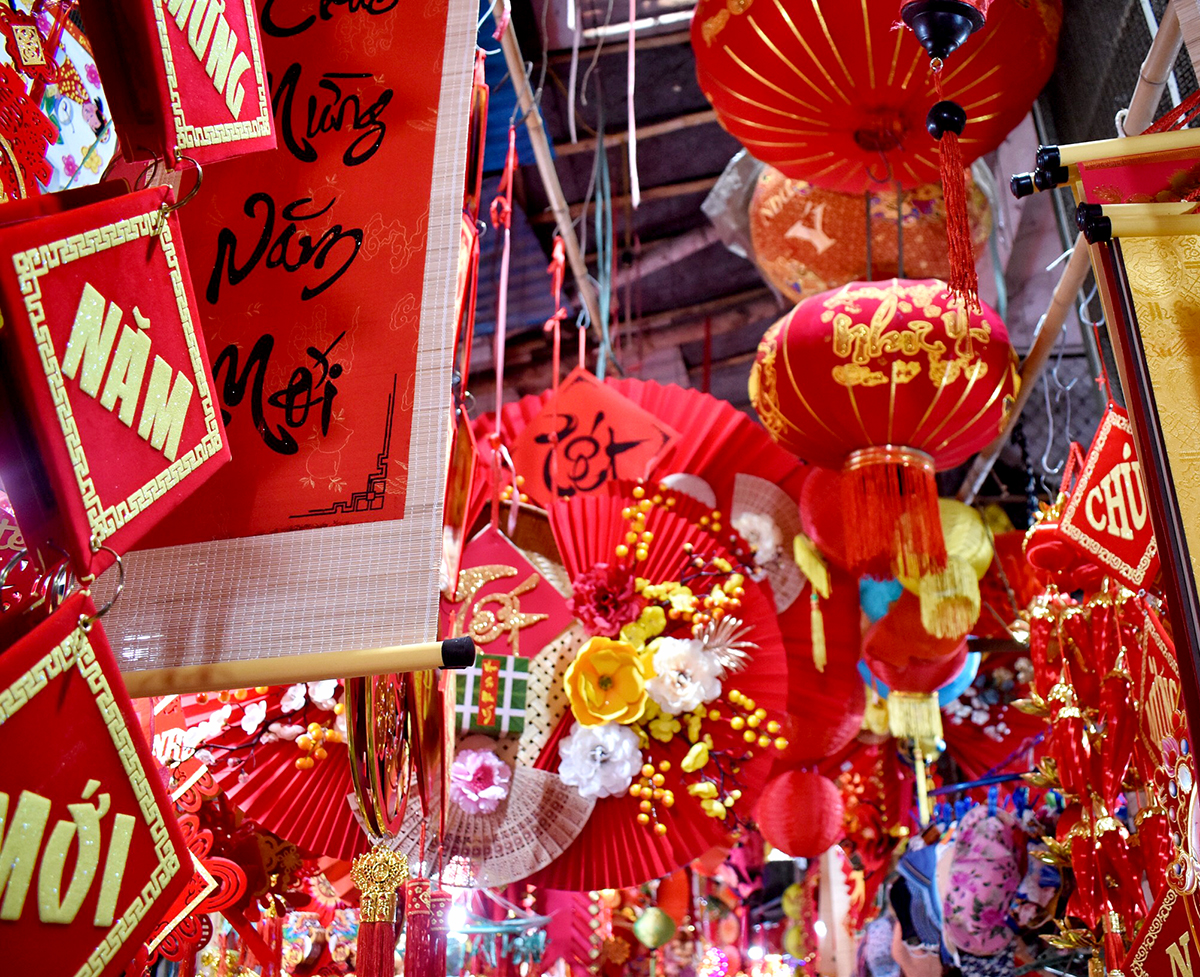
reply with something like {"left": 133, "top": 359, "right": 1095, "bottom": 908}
{"left": 391, "top": 766, "right": 594, "bottom": 888}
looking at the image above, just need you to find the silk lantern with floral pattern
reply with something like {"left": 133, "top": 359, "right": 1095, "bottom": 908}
{"left": 750, "top": 279, "right": 1018, "bottom": 579}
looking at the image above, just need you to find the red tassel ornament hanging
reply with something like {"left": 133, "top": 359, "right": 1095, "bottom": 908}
{"left": 431, "top": 887, "right": 453, "bottom": 976}
{"left": 405, "top": 877, "right": 436, "bottom": 975}
{"left": 843, "top": 446, "right": 946, "bottom": 579}
{"left": 350, "top": 848, "right": 409, "bottom": 977}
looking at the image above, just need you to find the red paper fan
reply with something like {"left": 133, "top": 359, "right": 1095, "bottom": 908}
{"left": 477, "top": 378, "right": 808, "bottom": 516}
{"left": 183, "top": 691, "right": 367, "bottom": 861}
{"left": 524, "top": 490, "right": 790, "bottom": 890}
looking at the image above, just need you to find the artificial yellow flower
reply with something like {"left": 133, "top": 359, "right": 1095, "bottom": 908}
{"left": 681, "top": 741, "right": 710, "bottom": 772}
{"left": 686, "top": 708, "right": 705, "bottom": 743}
{"left": 700, "top": 798, "right": 728, "bottom": 820}
{"left": 564, "top": 636, "right": 649, "bottom": 726}
{"left": 620, "top": 605, "right": 667, "bottom": 648}
{"left": 687, "top": 781, "right": 718, "bottom": 799}
{"left": 648, "top": 712, "right": 682, "bottom": 743}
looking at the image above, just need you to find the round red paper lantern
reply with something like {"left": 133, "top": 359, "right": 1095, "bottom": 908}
{"left": 691, "top": 0, "right": 1061, "bottom": 192}
{"left": 750, "top": 169, "right": 992, "bottom": 304}
{"left": 750, "top": 279, "right": 1018, "bottom": 578}
{"left": 755, "top": 770, "right": 844, "bottom": 858}
{"left": 863, "top": 590, "right": 961, "bottom": 669}
{"left": 864, "top": 641, "right": 969, "bottom": 694}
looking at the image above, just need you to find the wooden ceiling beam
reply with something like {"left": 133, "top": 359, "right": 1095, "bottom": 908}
{"left": 554, "top": 110, "right": 718, "bottom": 156}
{"left": 530, "top": 176, "right": 720, "bottom": 224}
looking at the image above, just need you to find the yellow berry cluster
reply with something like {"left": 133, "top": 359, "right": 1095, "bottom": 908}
{"left": 195, "top": 686, "right": 272, "bottom": 704}
{"left": 295, "top": 705, "right": 345, "bottom": 771}
{"left": 629, "top": 759, "right": 676, "bottom": 835}
{"left": 499, "top": 474, "right": 529, "bottom": 505}
{"left": 727, "top": 690, "right": 788, "bottom": 752}
{"left": 616, "top": 484, "right": 670, "bottom": 561}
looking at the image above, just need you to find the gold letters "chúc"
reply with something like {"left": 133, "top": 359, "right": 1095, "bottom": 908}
{"left": 0, "top": 779, "right": 135, "bottom": 926}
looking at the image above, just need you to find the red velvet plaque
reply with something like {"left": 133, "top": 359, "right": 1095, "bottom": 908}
{"left": 0, "top": 591, "right": 190, "bottom": 975}
{"left": 80, "top": 0, "right": 275, "bottom": 166}
{"left": 0, "top": 185, "right": 230, "bottom": 580}
{"left": 1058, "top": 404, "right": 1159, "bottom": 591}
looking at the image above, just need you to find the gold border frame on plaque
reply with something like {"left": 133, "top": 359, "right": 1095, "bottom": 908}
{"left": 13, "top": 209, "right": 224, "bottom": 549}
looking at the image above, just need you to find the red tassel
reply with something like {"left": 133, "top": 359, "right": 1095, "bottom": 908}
{"left": 928, "top": 80, "right": 978, "bottom": 310}
{"left": 351, "top": 847, "right": 409, "bottom": 977}
{"left": 405, "top": 877, "right": 436, "bottom": 974}
{"left": 432, "top": 888, "right": 453, "bottom": 974}
{"left": 842, "top": 445, "right": 946, "bottom": 579}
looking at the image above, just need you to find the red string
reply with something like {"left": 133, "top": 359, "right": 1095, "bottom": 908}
{"left": 1145, "top": 88, "right": 1200, "bottom": 133}
{"left": 933, "top": 72, "right": 979, "bottom": 310}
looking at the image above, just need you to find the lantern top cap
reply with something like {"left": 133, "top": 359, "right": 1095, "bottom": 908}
{"left": 901, "top": 0, "right": 987, "bottom": 62}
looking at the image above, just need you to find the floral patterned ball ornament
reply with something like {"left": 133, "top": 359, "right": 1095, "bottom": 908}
{"left": 449, "top": 748, "right": 513, "bottom": 814}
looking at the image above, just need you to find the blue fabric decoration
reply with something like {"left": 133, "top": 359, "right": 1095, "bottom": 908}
{"left": 860, "top": 577, "right": 904, "bottom": 622}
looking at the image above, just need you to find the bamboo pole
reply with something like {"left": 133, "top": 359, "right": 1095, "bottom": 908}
{"left": 1124, "top": 1, "right": 1183, "bottom": 137}
{"left": 121, "top": 637, "right": 476, "bottom": 697}
{"left": 499, "top": 17, "right": 602, "bottom": 334}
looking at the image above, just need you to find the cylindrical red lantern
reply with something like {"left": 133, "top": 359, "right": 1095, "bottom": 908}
{"left": 691, "top": 0, "right": 1060, "bottom": 193}
{"left": 750, "top": 279, "right": 1018, "bottom": 578}
{"left": 749, "top": 169, "right": 992, "bottom": 305}
{"left": 755, "top": 770, "right": 844, "bottom": 858}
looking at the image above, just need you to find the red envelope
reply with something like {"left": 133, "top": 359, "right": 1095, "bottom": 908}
{"left": 1058, "top": 405, "right": 1160, "bottom": 591}
{"left": 509, "top": 368, "right": 680, "bottom": 509}
{"left": 0, "top": 185, "right": 230, "bottom": 580}
{"left": 0, "top": 591, "right": 190, "bottom": 975}
{"left": 80, "top": 0, "right": 275, "bottom": 166}
{"left": 440, "top": 525, "right": 575, "bottom": 659}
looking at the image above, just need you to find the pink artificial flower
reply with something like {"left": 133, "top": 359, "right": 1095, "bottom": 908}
{"left": 449, "top": 749, "right": 512, "bottom": 814}
{"left": 569, "top": 562, "right": 641, "bottom": 637}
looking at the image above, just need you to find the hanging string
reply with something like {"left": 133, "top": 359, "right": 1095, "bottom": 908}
{"left": 625, "top": 0, "right": 640, "bottom": 210}
{"left": 544, "top": 235, "right": 567, "bottom": 490}
{"left": 566, "top": 0, "right": 581, "bottom": 143}
{"left": 594, "top": 103, "right": 614, "bottom": 380}
{"left": 488, "top": 126, "right": 518, "bottom": 529}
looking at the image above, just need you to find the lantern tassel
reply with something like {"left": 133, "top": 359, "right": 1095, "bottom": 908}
{"left": 810, "top": 591, "right": 826, "bottom": 673}
{"left": 927, "top": 87, "right": 978, "bottom": 310}
{"left": 351, "top": 847, "right": 409, "bottom": 977}
{"left": 917, "top": 557, "right": 980, "bottom": 639}
{"left": 843, "top": 445, "right": 947, "bottom": 579}
{"left": 887, "top": 691, "right": 943, "bottom": 743}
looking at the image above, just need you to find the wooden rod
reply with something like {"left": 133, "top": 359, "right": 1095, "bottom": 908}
{"left": 957, "top": 236, "right": 1092, "bottom": 504}
{"left": 1124, "top": 1, "right": 1183, "bottom": 137}
{"left": 531, "top": 176, "right": 720, "bottom": 224}
{"left": 499, "top": 16, "right": 602, "bottom": 334}
{"left": 1043, "top": 126, "right": 1200, "bottom": 169}
{"left": 121, "top": 637, "right": 476, "bottom": 697}
{"left": 1100, "top": 213, "right": 1200, "bottom": 238}
{"left": 555, "top": 110, "right": 718, "bottom": 156}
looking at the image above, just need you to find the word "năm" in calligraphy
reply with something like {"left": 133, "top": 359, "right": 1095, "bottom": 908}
{"left": 271, "top": 63, "right": 392, "bottom": 167}
{"left": 207, "top": 192, "right": 362, "bottom": 303}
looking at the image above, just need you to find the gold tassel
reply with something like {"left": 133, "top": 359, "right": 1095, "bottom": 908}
{"left": 887, "top": 691, "right": 943, "bottom": 743}
{"left": 793, "top": 533, "right": 830, "bottom": 598}
{"left": 810, "top": 592, "right": 826, "bottom": 673}
{"left": 917, "top": 556, "right": 981, "bottom": 639}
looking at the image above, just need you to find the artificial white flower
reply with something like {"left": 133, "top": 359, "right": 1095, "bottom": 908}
{"left": 732, "top": 511, "right": 783, "bottom": 567}
{"left": 281, "top": 684, "right": 307, "bottom": 713}
{"left": 558, "top": 722, "right": 642, "bottom": 799}
{"left": 307, "top": 680, "right": 339, "bottom": 709}
{"left": 269, "top": 722, "right": 305, "bottom": 742}
{"left": 646, "top": 637, "right": 723, "bottom": 714}
{"left": 183, "top": 704, "right": 233, "bottom": 750}
{"left": 241, "top": 700, "right": 268, "bottom": 734}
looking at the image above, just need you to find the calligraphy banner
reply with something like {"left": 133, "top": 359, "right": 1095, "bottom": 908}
{"left": 105, "top": 0, "right": 477, "bottom": 673}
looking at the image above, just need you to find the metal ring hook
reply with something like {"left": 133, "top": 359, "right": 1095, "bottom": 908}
{"left": 153, "top": 154, "right": 204, "bottom": 236}
{"left": 80, "top": 546, "right": 125, "bottom": 627}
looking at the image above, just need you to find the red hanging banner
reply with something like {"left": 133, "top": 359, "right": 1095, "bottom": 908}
{"left": 103, "top": 0, "right": 478, "bottom": 674}
{"left": 81, "top": 0, "right": 275, "bottom": 166}
{"left": 0, "top": 185, "right": 230, "bottom": 581}
{"left": 0, "top": 591, "right": 190, "bottom": 975}
{"left": 1058, "top": 404, "right": 1160, "bottom": 591}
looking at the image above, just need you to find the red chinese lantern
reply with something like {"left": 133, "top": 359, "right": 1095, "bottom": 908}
{"left": 691, "top": 0, "right": 1060, "bottom": 193}
{"left": 864, "top": 641, "right": 969, "bottom": 694}
{"left": 749, "top": 168, "right": 992, "bottom": 305}
{"left": 750, "top": 279, "right": 1019, "bottom": 579}
{"left": 755, "top": 770, "right": 845, "bottom": 858}
{"left": 863, "top": 591, "right": 962, "bottom": 670}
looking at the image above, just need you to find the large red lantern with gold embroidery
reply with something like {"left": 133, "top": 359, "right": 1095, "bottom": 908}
{"left": 749, "top": 279, "right": 1018, "bottom": 579}
{"left": 690, "top": 0, "right": 1060, "bottom": 193}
